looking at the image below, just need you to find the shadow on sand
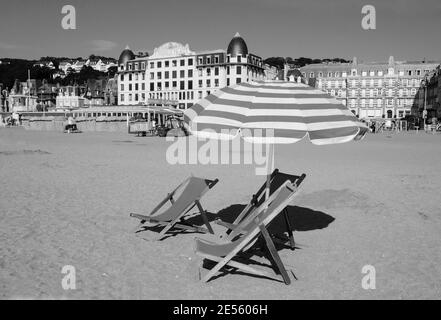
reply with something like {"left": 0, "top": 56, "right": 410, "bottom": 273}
{"left": 135, "top": 204, "right": 335, "bottom": 283}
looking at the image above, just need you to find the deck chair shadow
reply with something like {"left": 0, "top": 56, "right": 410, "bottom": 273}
{"left": 130, "top": 176, "right": 218, "bottom": 240}
{"left": 216, "top": 169, "right": 306, "bottom": 249}
{"left": 195, "top": 175, "right": 305, "bottom": 285}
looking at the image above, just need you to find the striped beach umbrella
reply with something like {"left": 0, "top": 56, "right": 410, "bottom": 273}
{"left": 184, "top": 81, "right": 367, "bottom": 144}
{"left": 183, "top": 80, "right": 368, "bottom": 199}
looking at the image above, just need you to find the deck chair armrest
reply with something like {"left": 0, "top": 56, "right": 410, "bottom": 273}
{"left": 215, "top": 219, "right": 237, "bottom": 231}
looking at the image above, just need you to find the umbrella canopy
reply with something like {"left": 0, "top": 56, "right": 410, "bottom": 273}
{"left": 184, "top": 81, "right": 367, "bottom": 144}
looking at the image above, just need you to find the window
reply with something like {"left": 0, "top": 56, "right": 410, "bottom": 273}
{"left": 120, "top": 74, "right": 124, "bottom": 81}
{"left": 215, "top": 67, "right": 219, "bottom": 76}
{"left": 227, "top": 66, "right": 230, "bottom": 75}
{"left": 236, "top": 78, "right": 241, "bottom": 84}
{"left": 157, "top": 61, "right": 162, "bottom": 68}
{"left": 180, "top": 59, "right": 185, "bottom": 66}
{"left": 237, "top": 56, "right": 241, "bottom": 63}
{"left": 215, "top": 79, "right": 219, "bottom": 87}
{"left": 150, "top": 62, "right": 154, "bottom": 68}
{"left": 150, "top": 83, "right": 154, "bottom": 91}
{"left": 172, "top": 81, "right": 177, "bottom": 89}
{"left": 188, "top": 58, "right": 193, "bottom": 66}
{"left": 165, "top": 81, "right": 169, "bottom": 88}
{"left": 129, "top": 74, "right": 132, "bottom": 81}
{"left": 180, "top": 70, "right": 185, "bottom": 78}
{"left": 237, "top": 66, "right": 241, "bottom": 74}
{"left": 188, "top": 81, "right": 193, "bottom": 90}
{"left": 150, "top": 72, "right": 154, "bottom": 79}
{"left": 165, "top": 71, "right": 169, "bottom": 79}
{"left": 206, "top": 79, "right": 211, "bottom": 87}
{"left": 207, "top": 68, "right": 211, "bottom": 76}
{"left": 198, "top": 57, "right": 203, "bottom": 65}
{"left": 227, "top": 78, "right": 230, "bottom": 86}
{"left": 142, "top": 83, "right": 145, "bottom": 90}
{"left": 188, "top": 70, "right": 193, "bottom": 77}
{"left": 157, "top": 72, "right": 162, "bottom": 79}
{"left": 172, "top": 60, "right": 177, "bottom": 67}
{"left": 309, "top": 72, "right": 314, "bottom": 78}
{"left": 172, "top": 70, "right": 177, "bottom": 78}
{"left": 165, "top": 61, "right": 169, "bottom": 67}
{"left": 214, "top": 56, "right": 219, "bottom": 64}
{"left": 120, "top": 94, "right": 124, "bottom": 102}
{"left": 135, "top": 83, "right": 138, "bottom": 90}
{"left": 207, "top": 56, "right": 211, "bottom": 64}
{"left": 120, "top": 84, "right": 124, "bottom": 91}
{"left": 129, "top": 84, "right": 132, "bottom": 91}
{"left": 198, "top": 80, "right": 203, "bottom": 88}
{"left": 180, "top": 81, "right": 185, "bottom": 90}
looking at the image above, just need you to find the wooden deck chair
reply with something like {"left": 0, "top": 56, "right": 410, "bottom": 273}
{"left": 130, "top": 176, "right": 218, "bottom": 240}
{"left": 216, "top": 170, "right": 306, "bottom": 249}
{"left": 195, "top": 177, "right": 305, "bottom": 285}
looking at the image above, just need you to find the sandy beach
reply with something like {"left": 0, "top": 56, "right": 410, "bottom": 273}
{"left": 1, "top": 127, "right": 440, "bottom": 299}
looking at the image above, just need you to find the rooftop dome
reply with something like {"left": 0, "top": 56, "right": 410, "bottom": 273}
{"left": 227, "top": 32, "right": 248, "bottom": 57}
{"left": 118, "top": 46, "right": 135, "bottom": 65}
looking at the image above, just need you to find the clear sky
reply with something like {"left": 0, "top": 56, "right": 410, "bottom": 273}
{"left": 0, "top": 0, "right": 440, "bottom": 62}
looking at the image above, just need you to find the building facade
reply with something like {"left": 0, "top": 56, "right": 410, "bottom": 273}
{"left": 56, "top": 86, "right": 86, "bottom": 109}
{"left": 299, "top": 56, "right": 440, "bottom": 119}
{"left": 117, "top": 33, "right": 266, "bottom": 108}
{"left": 419, "top": 65, "right": 441, "bottom": 119}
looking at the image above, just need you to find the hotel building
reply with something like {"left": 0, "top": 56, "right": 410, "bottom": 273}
{"left": 117, "top": 33, "right": 266, "bottom": 109}
{"left": 299, "top": 56, "right": 440, "bottom": 119}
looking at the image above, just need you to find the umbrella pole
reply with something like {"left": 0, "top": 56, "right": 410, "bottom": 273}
{"left": 265, "top": 143, "right": 274, "bottom": 201}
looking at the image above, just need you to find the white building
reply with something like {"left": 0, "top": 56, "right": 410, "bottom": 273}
{"left": 56, "top": 86, "right": 86, "bottom": 109}
{"left": 117, "top": 33, "right": 266, "bottom": 108}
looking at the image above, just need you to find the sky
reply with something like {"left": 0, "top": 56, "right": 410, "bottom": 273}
{"left": 0, "top": 0, "right": 440, "bottom": 62}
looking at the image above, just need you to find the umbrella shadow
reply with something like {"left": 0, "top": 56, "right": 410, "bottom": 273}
{"left": 213, "top": 204, "right": 335, "bottom": 232}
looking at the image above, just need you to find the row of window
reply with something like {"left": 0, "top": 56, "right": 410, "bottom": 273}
{"left": 149, "top": 58, "right": 193, "bottom": 69}
{"left": 320, "top": 78, "right": 422, "bottom": 88}
{"left": 120, "top": 73, "right": 145, "bottom": 81}
{"left": 126, "top": 61, "right": 147, "bottom": 71}
{"left": 349, "top": 98, "right": 415, "bottom": 106}
{"left": 327, "top": 88, "right": 417, "bottom": 97}
{"left": 120, "top": 83, "right": 146, "bottom": 91}
{"left": 148, "top": 77, "right": 243, "bottom": 91}
{"left": 307, "top": 69, "right": 431, "bottom": 79}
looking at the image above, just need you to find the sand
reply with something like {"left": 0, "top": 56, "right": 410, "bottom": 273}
{"left": 0, "top": 127, "right": 440, "bottom": 299}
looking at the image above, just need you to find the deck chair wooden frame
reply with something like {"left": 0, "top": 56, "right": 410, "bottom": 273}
{"left": 195, "top": 177, "right": 305, "bottom": 285}
{"left": 130, "top": 176, "right": 218, "bottom": 240}
{"left": 216, "top": 170, "right": 306, "bottom": 249}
